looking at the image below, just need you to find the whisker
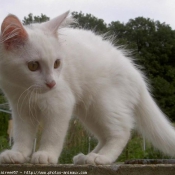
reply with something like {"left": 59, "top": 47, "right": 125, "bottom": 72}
{"left": 17, "top": 85, "right": 37, "bottom": 119}
{"left": 29, "top": 86, "right": 41, "bottom": 127}
{"left": 33, "top": 88, "right": 38, "bottom": 118}
{"left": 34, "top": 88, "right": 41, "bottom": 125}
{"left": 28, "top": 88, "right": 36, "bottom": 126}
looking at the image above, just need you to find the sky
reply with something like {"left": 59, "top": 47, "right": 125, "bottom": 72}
{"left": 0, "top": 0, "right": 175, "bottom": 29}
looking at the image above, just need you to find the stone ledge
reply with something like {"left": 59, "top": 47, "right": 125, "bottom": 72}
{"left": 1, "top": 164, "right": 175, "bottom": 175}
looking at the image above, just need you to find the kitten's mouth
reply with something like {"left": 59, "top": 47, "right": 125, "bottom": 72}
{"left": 36, "top": 85, "right": 56, "bottom": 94}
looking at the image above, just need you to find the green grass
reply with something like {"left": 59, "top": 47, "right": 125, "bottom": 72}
{"left": 0, "top": 135, "right": 10, "bottom": 151}
{"left": 117, "top": 132, "right": 170, "bottom": 162}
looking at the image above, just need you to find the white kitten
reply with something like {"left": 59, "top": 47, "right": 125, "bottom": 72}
{"left": 0, "top": 11, "right": 175, "bottom": 165}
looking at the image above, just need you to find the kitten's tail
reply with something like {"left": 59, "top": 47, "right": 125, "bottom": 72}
{"left": 136, "top": 86, "right": 175, "bottom": 156}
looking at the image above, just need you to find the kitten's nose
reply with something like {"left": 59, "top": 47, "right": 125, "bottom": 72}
{"left": 46, "top": 80, "right": 56, "bottom": 89}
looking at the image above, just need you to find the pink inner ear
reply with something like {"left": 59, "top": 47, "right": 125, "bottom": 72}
{"left": 1, "top": 15, "right": 28, "bottom": 50}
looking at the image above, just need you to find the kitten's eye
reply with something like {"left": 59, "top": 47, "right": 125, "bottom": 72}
{"left": 28, "top": 61, "right": 40, "bottom": 71}
{"left": 54, "top": 59, "right": 60, "bottom": 69}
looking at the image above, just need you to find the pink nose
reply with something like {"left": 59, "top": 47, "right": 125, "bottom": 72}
{"left": 46, "top": 80, "right": 56, "bottom": 89}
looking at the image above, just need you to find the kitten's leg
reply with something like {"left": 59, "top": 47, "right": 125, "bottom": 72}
{"left": 74, "top": 92, "right": 134, "bottom": 165}
{"left": 31, "top": 112, "right": 72, "bottom": 164}
{"left": 85, "top": 130, "right": 131, "bottom": 165}
{"left": 31, "top": 94, "right": 75, "bottom": 164}
{"left": 74, "top": 130, "right": 131, "bottom": 165}
{"left": 85, "top": 109, "right": 133, "bottom": 165}
{"left": 0, "top": 113, "right": 38, "bottom": 164}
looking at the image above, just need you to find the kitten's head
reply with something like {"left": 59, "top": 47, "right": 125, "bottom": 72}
{"left": 0, "top": 11, "right": 69, "bottom": 93}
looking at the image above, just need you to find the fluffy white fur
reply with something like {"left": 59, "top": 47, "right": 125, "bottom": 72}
{"left": 0, "top": 11, "right": 175, "bottom": 165}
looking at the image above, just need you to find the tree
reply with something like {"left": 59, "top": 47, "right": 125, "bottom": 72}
{"left": 71, "top": 11, "right": 107, "bottom": 34}
{"left": 23, "top": 13, "right": 49, "bottom": 25}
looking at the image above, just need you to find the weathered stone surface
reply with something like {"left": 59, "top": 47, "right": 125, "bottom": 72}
{"left": 0, "top": 164, "right": 175, "bottom": 175}
{"left": 125, "top": 159, "right": 175, "bottom": 164}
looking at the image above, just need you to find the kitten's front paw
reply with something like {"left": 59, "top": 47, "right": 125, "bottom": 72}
{"left": 73, "top": 153, "right": 86, "bottom": 165}
{"left": 31, "top": 151, "right": 58, "bottom": 164}
{"left": 0, "top": 150, "right": 29, "bottom": 164}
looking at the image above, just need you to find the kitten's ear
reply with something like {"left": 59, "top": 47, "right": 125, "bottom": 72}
{"left": 1, "top": 14, "right": 28, "bottom": 50}
{"left": 41, "top": 11, "right": 69, "bottom": 36}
